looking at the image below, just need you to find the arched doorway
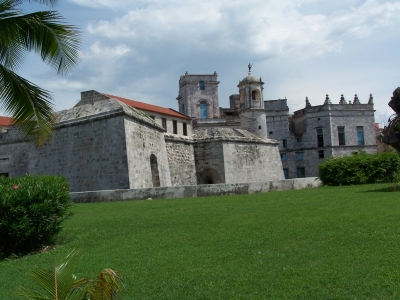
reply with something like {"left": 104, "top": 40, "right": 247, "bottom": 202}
{"left": 150, "top": 154, "right": 160, "bottom": 187}
{"left": 199, "top": 168, "right": 220, "bottom": 184}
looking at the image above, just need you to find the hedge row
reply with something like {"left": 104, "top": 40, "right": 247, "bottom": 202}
{"left": 318, "top": 151, "right": 400, "bottom": 186}
{"left": 0, "top": 175, "right": 73, "bottom": 258}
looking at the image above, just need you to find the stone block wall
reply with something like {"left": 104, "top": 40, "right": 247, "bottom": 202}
{"left": 30, "top": 115, "right": 130, "bottom": 192}
{"left": 177, "top": 73, "right": 220, "bottom": 119}
{"left": 165, "top": 135, "right": 197, "bottom": 186}
{"left": 194, "top": 140, "right": 225, "bottom": 184}
{"left": 266, "top": 98, "right": 377, "bottom": 179}
{"left": 223, "top": 141, "right": 284, "bottom": 183}
{"left": 70, "top": 178, "right": 322, "bottom": 203}
{"left": 0, "top": 126, "right": 31, "bottom": 177}
{"left": 124, "top": 117, "right": 171, "bottom": 188}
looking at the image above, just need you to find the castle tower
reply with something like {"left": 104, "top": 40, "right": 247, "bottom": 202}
{"left": 176, "top": 72, "right": 220, "bottom": 119}
{"left": 238, "top": 65, "right": 267, "bottom": 140}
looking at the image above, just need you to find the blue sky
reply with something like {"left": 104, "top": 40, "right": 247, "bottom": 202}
{"left": 16, "top": 0, "right": 400, "bottom": 126}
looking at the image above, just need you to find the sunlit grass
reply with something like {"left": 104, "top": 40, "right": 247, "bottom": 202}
{"left": 1, "top": 183, "right": 400, "bottom": 299}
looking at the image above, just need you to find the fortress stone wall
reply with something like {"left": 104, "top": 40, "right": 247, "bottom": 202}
{"left": 164, "top": 135, "right": 197, "bottom": 186}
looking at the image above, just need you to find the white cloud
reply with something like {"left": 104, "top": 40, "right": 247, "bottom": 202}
{"left": 84, "top": 0, "right": 400, "bottom": 62}
{"left": 11, "top": 0, "right": 400, "bottom": 120}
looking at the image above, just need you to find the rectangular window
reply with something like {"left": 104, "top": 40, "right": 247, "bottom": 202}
{"left": 283, "top": 168, "right": 289, "bottom": 179}
{"left": 357, "top": 126, "right": 365, "bottom": 145}
{"left": 297, "top": 152, "right": 303, "bottom": 161}
{"left": 282, "top": 139, "right": 287, "bottom": 148}
{"left": 317, "top": 128, "right": 324, "bottom": 147}
{"left": 281, "top": 153, "right": 287, "bottom": 162}
{"left": 318, "top": 150, "right": 324, "bottom": 159}
{"left": 296, "top": 137, "right": 302, "bottom": 146}
{"left": 183, "top": 122, "right": 187, "bottom": 136}
{"left": 149, "top": 115, "right": 155, "bottom": 120}
{"left": 338, "top": 127, "right": 346, "bottom": 145}
{"left": 199, "top": 81, "right": 205, "bottom": 90}
{"left": 297, "top": 167, "right": 305, "bottom": 178}
{"left": 173, "top": 120, "right": 177, "bottom": 134}
{"left": 162, "top": 118, "right": 167, "bottom": 131}
{"left": 0, "top": 173, "right": 9, "bottom": 178}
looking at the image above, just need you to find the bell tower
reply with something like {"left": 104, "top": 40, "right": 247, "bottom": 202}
{"left": 176, "top": 72, "right": 220, "bottom": 119}
{"left": 238, "top": 64, "right": 267, "bottom": 140}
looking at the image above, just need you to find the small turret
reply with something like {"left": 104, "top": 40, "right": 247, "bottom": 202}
{"left": 238, "top": 64, "right": 267, "bottom": 140}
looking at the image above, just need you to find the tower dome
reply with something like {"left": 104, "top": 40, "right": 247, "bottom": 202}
{"left": 238, "top": 64, "right": 267, "bottom": 140}
{"left": 240, "top": 72, "right": 262, "bottom": 84}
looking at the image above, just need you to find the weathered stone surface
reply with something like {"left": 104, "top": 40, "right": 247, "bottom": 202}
{"left": 70, "top": 178, "right": 322, "bottom": 202}
{"left": 266, "top": 97, "right": 377, "bottom": 178}
{"left": 164, "top": 134, "right": 197, "bottom": 186}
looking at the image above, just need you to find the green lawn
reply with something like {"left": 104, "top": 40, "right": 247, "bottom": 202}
{"left": 1, "top": 184, "right": 400, "bottom": 299}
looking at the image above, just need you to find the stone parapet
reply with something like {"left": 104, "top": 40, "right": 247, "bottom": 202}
{"left": 70, "top": 177, "right": 321, "bottom": 203}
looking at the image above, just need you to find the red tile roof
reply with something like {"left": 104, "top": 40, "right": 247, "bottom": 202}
{"left": 0, "top": 116, "right": 14, "bottom": 126}
{"left": 104, "top": 94, "right": 190, "bottom": 120}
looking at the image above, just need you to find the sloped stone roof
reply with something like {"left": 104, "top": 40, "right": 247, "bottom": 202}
{"left": 56, "top": 98, "right": 164, "bottom": 131}
{"left": 193, "top": 128, "right": 278, "bottom": 144}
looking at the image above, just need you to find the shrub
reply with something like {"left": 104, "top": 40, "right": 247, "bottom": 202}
{"left": 318, "top": 151, "right": 400, "bottom": 186}
{"left": 0, "top": 175, "right": 73, "bottom": 258}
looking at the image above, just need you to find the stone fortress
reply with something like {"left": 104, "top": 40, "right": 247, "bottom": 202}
{"left": 0, "top": 68, "right": 376, "bottom": 192}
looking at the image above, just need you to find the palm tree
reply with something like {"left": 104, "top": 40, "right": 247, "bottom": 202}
{"left": 0, "top": 0, "right": 80, "bottom": 144}
{"left": 16, "top": 250, "right": 123, "bottom": 300}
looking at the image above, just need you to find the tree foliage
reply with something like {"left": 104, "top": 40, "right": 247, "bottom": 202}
{"left": 0, "top": 174, "right": 73, "bottom": 258}
{"left": 318, "top": 151, "right": 400, "bottom": 186}
{"left": 0, "top": 0, "right": 80, "bottom": 144}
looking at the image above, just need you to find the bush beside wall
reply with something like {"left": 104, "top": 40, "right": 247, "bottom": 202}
{"left": 318, "top": 151, "right": 400, "bottom": 186}
{"left": 0, "top": 175, "right": 73, "bottom": 258}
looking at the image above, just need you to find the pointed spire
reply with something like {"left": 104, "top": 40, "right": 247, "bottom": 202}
{"left": 368, "top": 93, "right": 373, "bottom": 104}
{"left": 353, "top": 94, "right": 360, "bottom": 104}
{"left": 339, "top": 94, "right": 347, "bottom": 104}
{"left": 324, "top": 94, "right": 331, "bottom": 105}
{"left": 305, "top": 97, "right": 311, "bottom": 107}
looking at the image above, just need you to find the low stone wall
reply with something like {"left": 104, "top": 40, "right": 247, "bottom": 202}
{"left": 70, "top": 177, "right": 321, "bottom": 203}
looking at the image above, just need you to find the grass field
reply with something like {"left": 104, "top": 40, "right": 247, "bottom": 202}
{"left": 1, "top": 183, "right": 400, "bottom": 299}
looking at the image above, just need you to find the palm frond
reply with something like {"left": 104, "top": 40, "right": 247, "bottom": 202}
{"left": 16, "top": 250, "right": 88, "bottom": 300}
{"left": 26, "top": 0, "right": 58, "bottom": 7}
{"left": 81, "top": 269, "right": 122, "bottom": 300}
{"left": 0, "top": 0, "right": 29, "bottom": 71}
{"left": 0, "top": 4, "right": 81, "bottom": 74}
{"left": 0, "top": 64, "right": 55, "bottom": 145}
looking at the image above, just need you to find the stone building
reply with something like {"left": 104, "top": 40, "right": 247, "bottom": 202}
{"left": 181, "top": 71, "right": 377, "bottom": 180}
{"left": 0, "top": 69, "right": 377, "bottom": 189}
{"left": 264, "top": 95, "right": 376, "bottom": 179}
{"left": 0, "top": 70, "right": 284, "bottom": 191}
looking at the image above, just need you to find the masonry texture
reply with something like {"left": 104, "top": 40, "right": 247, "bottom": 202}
{"left": 164, "top": 135, "right": 197, "bottom": 186}
{"left": 0, "top": 69, "right": 377, "bottom": 192}
{"left": 70, "top": 177, "right": 321, "bottom": 203}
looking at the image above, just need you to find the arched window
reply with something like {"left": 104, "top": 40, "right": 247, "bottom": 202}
{"left": 200, "top": 101, "right": 208, "bottom": 119}
{"left": 181, "top": 104, "right": 185, "bottom": 114}
{"left": 252, "top": 89, "right": 260, "bottom": 101}
{"left": 150, "top": 154, "right": 160, "bottom": 187}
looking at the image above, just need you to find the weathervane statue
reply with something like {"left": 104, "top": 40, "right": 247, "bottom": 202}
{"left": 248, "top": 63, "right": 252, "bottom": 72}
